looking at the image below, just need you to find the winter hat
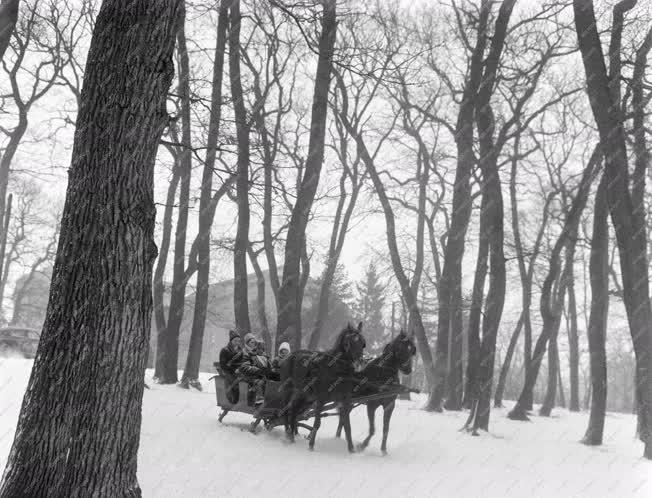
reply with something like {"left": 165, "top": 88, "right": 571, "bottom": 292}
{"left": 244, "top": 332, "right": 256, "bottom": 345}
{"left": 229, "top": 330, "right": 239, "bottom": 342}
{"left": 278, "top": 342, "right": 291, "bottom": 354}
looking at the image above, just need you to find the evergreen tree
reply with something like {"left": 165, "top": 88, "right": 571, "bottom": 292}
{"left": 355, "top": 263, "right": 387, "bottom": 353}
{"left": 303, "top": 264, "right": 354, "bottom": 349}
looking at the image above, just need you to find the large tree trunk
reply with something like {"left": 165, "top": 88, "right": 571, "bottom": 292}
{"left": 470, "top": 177, "right": 506, "bottom": 431}
{"left": 229, "top": 0, "right": 251, "bottom": 335}
{"left": 181, "top": 0, "right": 229, "bottom": 385}
{"left": 276, "top": 0, "right": 337, "bottom": 350}
{"left": 158, "top": 10, "right": 193, "bottom": 384}
{"left": 574, "top": 0, "right": 652, "bottom": 459}
{"left": 464, "top": 0, "right": 513, "bottom": 432}
{"left": 0, "top": 1, "right": 181, "bottom": 494}
{"left": 463, "top": 194, "right": 489, "bottom": 409}
{"left": 0, "top": 0, "right": 19, "bottom": 62}
{"left": 583, "top": 174, "right": 609, "bottom": 444}
{"left": 430, "top": 1, "right": 491, "bottom": 412}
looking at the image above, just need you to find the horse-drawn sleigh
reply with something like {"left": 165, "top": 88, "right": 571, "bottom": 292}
{"left": 211, "top": 323, "right": 419, "bottom": 454}
{"left": 210, "top": 369, "right": 416, "bottom": 432}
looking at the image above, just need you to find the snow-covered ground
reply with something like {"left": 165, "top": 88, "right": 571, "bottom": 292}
{"left": 1, "top": 358, "right": 650, "bottom": 498}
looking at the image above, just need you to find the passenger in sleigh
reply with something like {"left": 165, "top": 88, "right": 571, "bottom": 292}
{"left": 218, "top": 330, "right": 245, "bottom": 404}
{"left": 270, "top": 341, "right": 291, "bottom": 379}
{"left": 236, "top": 333, "right": 273, "bottom": 405}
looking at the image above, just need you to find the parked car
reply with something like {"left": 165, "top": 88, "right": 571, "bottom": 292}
{"left": 0, "top": 327, "right": 40, "bottom": 358}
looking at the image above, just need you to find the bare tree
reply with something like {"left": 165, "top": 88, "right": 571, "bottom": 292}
{"left": 229, "top": 0, "right": 251, "bottom": 335}
{"left": 582, "top": 174, "right": 609, "bottom": 444}
{"left": 573, "top": 0, "right": 652, "bottom": 458}
{"left": 462, "top": 0, "right": 515, "bottom": 431}
{"left": 429, "top": 0, "right": 490, "bottom": 412}
{"left": 155, "top": 5, "right": 194, "bottom": 384}
{"left": 492, "top": 122, "right": 559, "bottom": 410}
{"left": 0, "top": 0, "right": 182, "bottom": 493}
{"left": 0, "top": 0, "right": 64, "bottom": 269}
{"left": 180, "top": 0, "right": 231, "bottom": 388}
{"left": 307, "top": 101, "right": 366, "bottom": 350}
{"left": 508, "top": 145, "right": 600, "bottom": 420}
{"left": 275, "top": 0, "right": 337, "bottom": 351}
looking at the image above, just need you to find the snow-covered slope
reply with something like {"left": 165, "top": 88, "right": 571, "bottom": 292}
{"left": 1, "top": 359, "right": 650, "bottom": 498}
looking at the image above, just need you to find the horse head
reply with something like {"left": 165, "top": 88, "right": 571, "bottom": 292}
{"left": 334, "top": 321, "right": 366, "bottom": 371}
{"left": 391, "top": 329, "right": 417, "bottom": 374}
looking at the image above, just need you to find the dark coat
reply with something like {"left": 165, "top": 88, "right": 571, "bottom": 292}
{"left": 219, "top": 345, "right": 245, "bottom": 376}
{"left": 268, "top": 357, "right": 287, "bottom": 381}
{"left": 237, "top": 349, "right": 272, "bottom": 378}
{"left": 271, "top": 356, "right": 288, "bottom": 372}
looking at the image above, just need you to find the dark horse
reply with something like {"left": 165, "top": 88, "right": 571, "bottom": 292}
{"left": 335, "top": 329, "right": 416, "bottom": 454}
{"left": 280, "top": 322, "right": 366, "bottom": 452}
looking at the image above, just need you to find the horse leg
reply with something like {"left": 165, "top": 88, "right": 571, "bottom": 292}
{"left": 380, "top": 400, "right": 395, "bottom": 455}
{"left": 357, "top": 403, "right": 377, "bottom": 452}
{"left": 283, "top": 392, "right": 295, "bottom": 443}
{"left": 308, "top": 401, "right": 323, "bottom": 451}
{"left": 335, "top": 416, "right": 343, "bottom": 438}
{"left": 249, "top": 417, "right": 262, "bottom": 433}
{"left": 341, "top": 403, "right": 355, "bottom": 453}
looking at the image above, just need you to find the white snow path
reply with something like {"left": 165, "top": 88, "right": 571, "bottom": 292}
{"left": 1, "top": 358, "right": 650, "bottom": 498}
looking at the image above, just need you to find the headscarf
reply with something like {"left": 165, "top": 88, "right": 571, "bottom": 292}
{"left": 278, "top": 342, "right": 291, "bottom": 357}
{"left": 243, "top": 333, "right": 257, "bottom": 355}
{"left": 227, "top": 330, "right": 242, "bottom": 352}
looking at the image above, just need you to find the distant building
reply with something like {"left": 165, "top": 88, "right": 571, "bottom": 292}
{"left": 10, "top": 267, "right": 52, "bottom": 329}
{"left": 9, "top": 264, "right": 354, "bottom": 374}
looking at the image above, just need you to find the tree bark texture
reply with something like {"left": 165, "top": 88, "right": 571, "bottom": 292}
{"left": 0, "top": 1, "right": 181, "bottom": 495}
